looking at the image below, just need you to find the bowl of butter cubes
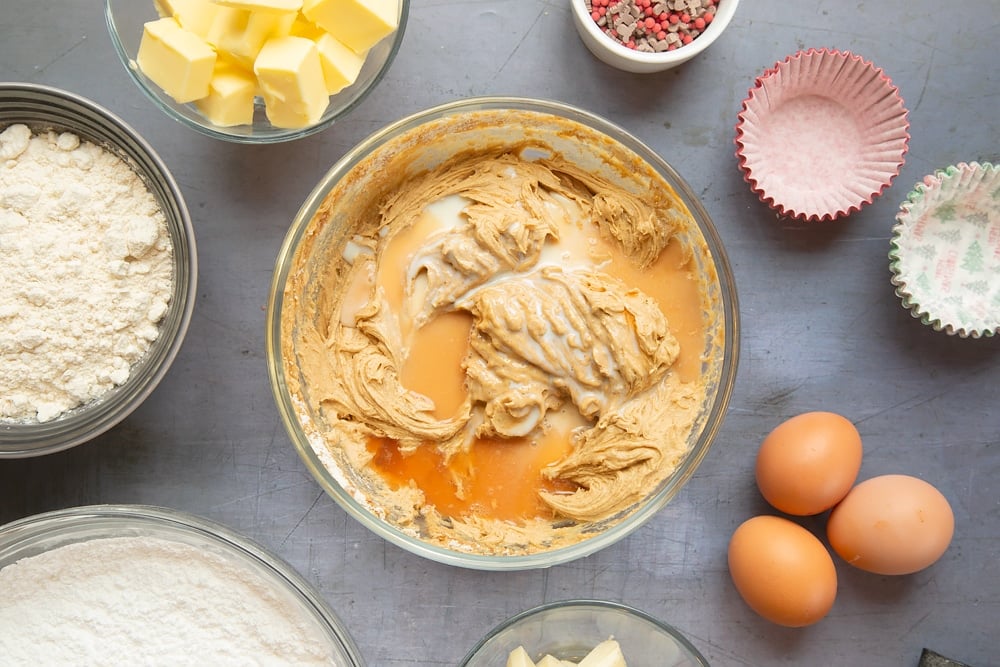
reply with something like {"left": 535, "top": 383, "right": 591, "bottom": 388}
{"left": 461, "top": 600, "right": 709, "bottom": 666}
{"left": 105, "top": 0, "right": 409, "bottom": 143}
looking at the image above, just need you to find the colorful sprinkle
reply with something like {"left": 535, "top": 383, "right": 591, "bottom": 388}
{"left": 583, "top": 0, "right": 720, "bottom": 53}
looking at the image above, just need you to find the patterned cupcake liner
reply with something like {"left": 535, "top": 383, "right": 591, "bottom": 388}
{"left": 735, "top": 48, "right": 910, "bottom": 222}
{"left": 889, "top": 162, "right": 1000, "bottom": 338}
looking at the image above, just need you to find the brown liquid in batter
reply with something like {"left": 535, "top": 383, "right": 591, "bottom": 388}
{"left": 365, "top": 203, "right": 706, "bottom": 523}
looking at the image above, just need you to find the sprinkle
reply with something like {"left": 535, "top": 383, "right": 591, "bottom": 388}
{"left": 584, "top": 0, "right": 718, "bottom": 51}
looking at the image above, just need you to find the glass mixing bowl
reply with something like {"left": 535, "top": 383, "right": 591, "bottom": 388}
{"left": 0, "top": 505, "right": 364, "bottom": 666}
{"left": 105, "top": 0, "right": 409, "bottom": 143}
{"left": 267, "top": 97, "right": 740, "bottom": 570}
{"left": 0, "top": 82, "right": 197, "bottom": 458}
{"left": 461, "top": 599, "right": 709, "bottom": 666}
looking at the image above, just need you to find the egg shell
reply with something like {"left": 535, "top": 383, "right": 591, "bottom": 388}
{"left": 827, "top": 474, "right": 954, "bottom": 575}
{"left": 727, "top": 515, "right": 838, "bottom": 627}
{"left": 755, "top": 411, "right": 863, "bottom": 515}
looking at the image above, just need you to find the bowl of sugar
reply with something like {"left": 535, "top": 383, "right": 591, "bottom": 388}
{"left": 0, "top": 83, "right": 196, "bottom": 457}
{"left": 0, "top": 505, "right": 364, "bottom": 665}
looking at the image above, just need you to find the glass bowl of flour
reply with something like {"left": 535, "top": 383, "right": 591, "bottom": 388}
{"left": 0, "top": 83, "right": 196, "bottom": 457}
{"left": 0, "top": 504, "right": 365, "bottom": 666}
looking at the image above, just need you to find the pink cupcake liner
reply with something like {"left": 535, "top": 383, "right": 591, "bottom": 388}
{"left": 889, "top": 162, "right": 1000, "bottom": 338}
{"left": 735, "top": 48, "right": 910, "bottom": 222}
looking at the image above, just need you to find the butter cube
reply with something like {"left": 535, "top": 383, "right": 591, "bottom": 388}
{"left": 159, "top": 0, "right": 227, "bottom": 44}
{"left": 288, "top": 14, "right": 323, "bottom": 39}
{"left": 136, "top": 18, "right": 217, "bottom": 104}
{"left": 214, "top": 8, "right": 296, "bottom": 67}
{"left": 195, "top": 62, "right": 258, "bottom": 126}
{"left": 154, "top": 0, "right": 173, "bottom": 17}
{"left": 313, "top": 33, "right": 365, "bottom": 94}
{"left": 290, "top": 13, "right": 366, "bottom": 92}
{"left": 301, "top": 0, "right": 398, "bottom": 54}
{"left": 211, "top": 0, "right": 303, "bottom": 11}
{"left": 253, "top": 35, "right": 329, "bottom": 128}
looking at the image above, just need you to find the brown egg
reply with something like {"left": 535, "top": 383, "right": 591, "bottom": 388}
{"left": 827, "top": 474, "right": 954, "bottom": 575}
{"left": 727, "top": 515, "right": 838, "bottom": 627}
{"left": 755, "top": 411, "right": 863, "bottom": 515}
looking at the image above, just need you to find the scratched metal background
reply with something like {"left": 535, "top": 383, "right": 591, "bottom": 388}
{"left": 1, "top": 2, "right": 997, "bottom": 665}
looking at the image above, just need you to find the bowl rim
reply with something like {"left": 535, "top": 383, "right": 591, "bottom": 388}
{"left": 459, "top": 598, "right": 711, "bottom": 665}
{"left": 0, "top": 81, "right": 198, "bottom": 458}
{"left": 103, "top": 0, "right": 411, "bottom": 144}
{"left": 570, "top": 0, "right": 740, "bottom": 65}
{"left": 266, "top": 96, "right": 740, "bottom": 571}
{"left": 0, "top": 504, "right": 365, "bottom": 666}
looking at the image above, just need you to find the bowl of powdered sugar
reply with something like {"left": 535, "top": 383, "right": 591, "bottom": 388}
{"left": 0, "top": 83, "right": 196, "bottom": 457}
{"left": 0, "top": 504, "right": 364, "bottom": 665}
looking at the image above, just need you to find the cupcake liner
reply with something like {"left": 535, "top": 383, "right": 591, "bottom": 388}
{"left": 735, "top": 48, "right": 910, "bottom": 222}
{"left": 888, "top": 162, "right": 1000, "bottom": 338}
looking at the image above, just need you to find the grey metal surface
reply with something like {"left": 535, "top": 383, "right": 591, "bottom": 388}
{"left": 1, "top": 2, "right": 996, "bottom": 665}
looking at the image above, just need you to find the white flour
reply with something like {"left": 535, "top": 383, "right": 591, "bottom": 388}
{"left": 0, "top": 536, "right": 338, "bottom": 665}
{"left": 0, "top": 123, "right": 173, "bottom": 422}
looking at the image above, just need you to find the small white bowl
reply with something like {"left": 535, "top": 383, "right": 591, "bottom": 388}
{"left": 571, "top": 0, "right": 739, "bottom": 73}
